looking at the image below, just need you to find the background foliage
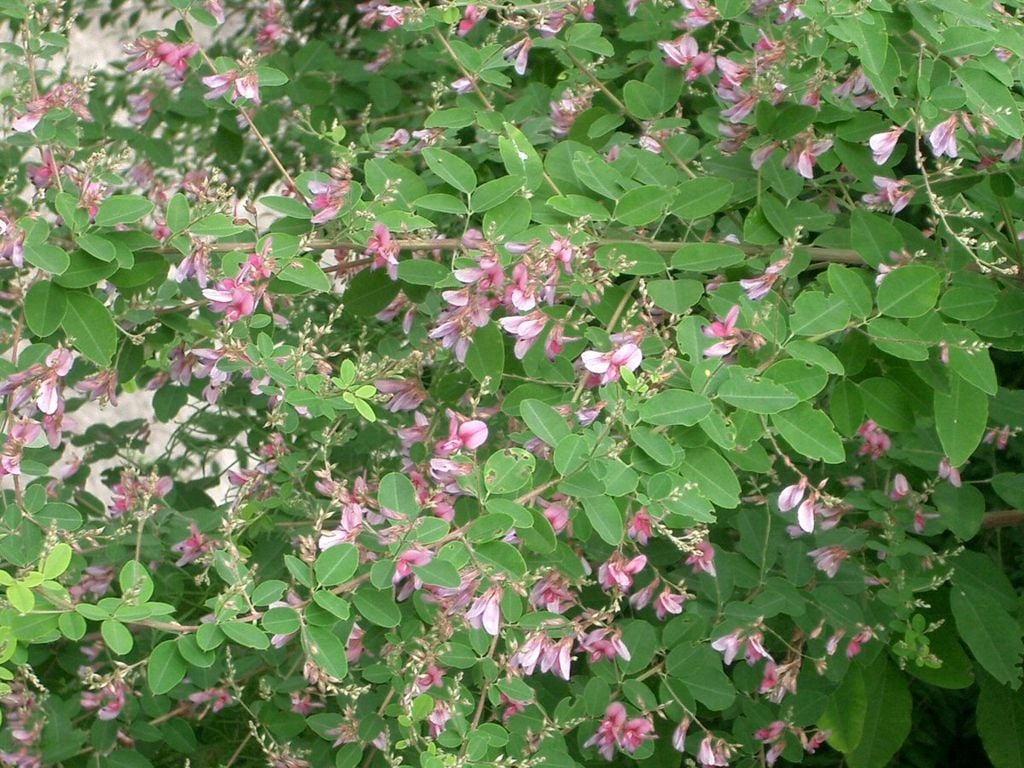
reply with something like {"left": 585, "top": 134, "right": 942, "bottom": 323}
{"left": 2, "top": 0, "right": 1024, "bottom": 766}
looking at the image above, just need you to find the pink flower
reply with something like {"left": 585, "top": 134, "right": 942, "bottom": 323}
{"left": 308, "top": 176, "right": 350, "bottom": 225}
{"left": 783, "top": 136, "right": 832, "bottom": 179}
{"left": 778, "top": 479, "right": 807, "bottom": 512}
{"left": 685, "top": 540, "right": 716, "bottom": 577}
{"left": 457, "top": 4, "right": 486, "bottom": 35}
{"left": 188, "top": 687, "right": 233, "bottom": 713}
{"left": 584, "top": 702, "right": 627, "bottom": 760}
{"left": 697, "top": 734, "right": 735, "bottom": 766}
{"left": 579, "top": 627, "right": 631, "bottom": 663}
{"left": 711, "top": 625, "right": 772, "bottom": 666}
{"left": 581, "top": 343, "right": 642, "bottom": 385}
{"left": 530, "top": 572, "right": 576, "bottom": 613}
{"left": 619, "top": 713, "right": 656, "bottom": 754}
{"left": 436, "top": 411, "right": 488, "bottom": 456}
{"left": 890, "top": 473, "right": 910, "bottom": 500}
{"left": 739, "top": 256, "right": 790, "bottom": 301}
{"left": 203, "top": 278, "right": 257, "bottom": 322}
{"left": 81, "top": 680, "right": 127, "bottom": 721}
{"left": 654, "top": 588, "right": 686, "bottom": 619}
{"left": 503, "top": 38, "right": 532, "bottom": 75}
{"left": 498, "top": 312, "right": 548, "bottom": 359}
{"left": 659, "top": 35, "right": 698, "bottom": 67}
{"left": 627, "top": 508, "right": 652, "bottom": 545}
{"left": 393, "top": 546, "right": 432, "bottom": 586}
{"left": 856, "top": 420, "right": 891, "bottom": 459}
{"left": 466, "top": 586, "right": 503, "bottom": 635}
{"left": 366, "top": 223, "right": 400, "bottom": 279}
{"left": 0, "top": 421, "right": 41, "bottom": 476}
{"left": 672, "top": 717, "right": 691, "bottom": 752}
{"left": 869, "top": 127, "right": 903, "bottom": 165}
{"left": 597, "top": 553, "right": 647, "bottom": 592}
{"left": 375, "top": 378, "right": 427, "bottom": 412}
{"left": 202, "top": 70, "right": 260, "bottom": 104}
{"left": 929, "top": 114, "right": 959, "bottom": 158}
{"left": 808, "top": 546, "right": 849, "bottom": 578}
{"left": 938, "top": 457, "right": 962, "bottom": 487}
{"left": 171, "top": 523, "right": 213, "bottom": 566}
{"left": 863, "top": 176, "right": 915, "bottom": 214}
{"left": 702, "top": 304, "right": 741, "bottom": 357}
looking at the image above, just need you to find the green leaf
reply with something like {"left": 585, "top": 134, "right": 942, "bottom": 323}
{"left": 500, "top": 123, "right": 544, "bottom": 192}
{"left": 7, "top": 583, "right": 34, "bottom": 613}
{"left": 166, "top": 193, "right": 191, "bottom": 232}
{"left": 846, "top": 656, "right": 912, "bottom": 768}
{"left": 850, "top": 210, "right": 901, "bottom": 268}
{"left": 278, "top": 259, "right": 331, "bottom": 292}
{"left": 23, "top": 242, "right": 70, "bottom": 274}
{"left": 471, "top": 176, "right": 523, "bottom": 212}
{"left": 465, "top": 321, "right": 504, "bottom": 394}
{"left": 413, "top": 193, "right": 468, "bottom": 214}
{"left": 934, "top": 376, "right": 988, "bottom": 466}
{"left": 261, "top": 606, "right": 300, "bottom": 635}
{"left": 646, "top": 279, "right": 703, "bottom": 313}
{"left": 41, "top": 542, "right": 72, "bottom": 578}
{"left": 62, "top": 292, "right": 117, "bottom": 366}
{"left": 877, "top": 265, "right": 942, "bottom": 318}
{"left": 772, "top": 403, "right": 846, "bottom": 463}
{"left": 411, "top": 559, "right": 461, "bottom": 588}
{"left": 312, "top": 591, "right": 350, "bottom": 620}
{"left": 261, "top": 195, "right": 312, "bottom": 219}
{"left": 148, "top": 640, "right": 187, "bottom": 694}
{"left": 614, "top": 187, "right": 670, "bottom": 226}
{"left": 582, "top": 496, "right": 623, "bottom": 545}
{"left": 546, "top": 194, "right": 610, "bottom": 221}
{"left": 820, "top": 666, "right": 867, "bottom": 753}
{"left": 474, "top": 541, "right": 528, "bottom": 577}
{"left": 671, "top": 243, "right": 744, "bottom": 272}
{"left": 827, "top": 264, "right": 873, "bottom": 318}
{"left": 554, "top": 434, "right": 590, "bottom": 476}
{"left": 54, "top": 251, "right": 118, "bottom": 288}
{"left": 484, "top": 448, "right": 535, "bottom": 495}
{"left": 951, "top": 579, "right": 1024, "bottom": 687}
{"left": 977, "top": 674, "right": 1024, "bottom": 768}
{"left": 866, "top": 318, "right": 930, "bottom": 361}
{"left": 397, "top": 259, "right": 449, "bottom": 286}
{"left": 24, "top": 280, "right": 67, "bottom": 337}
{"left": 353, "top": 588, "right": 402, "bottom": 628}
{"left": 718, "top": 376, "right": 799, "bottom": 414}
{"left": 623, "top": 80, "right": 665, "bottom": 119}
{"left": 255, "top": 65, "right": 289, "bottom": 87}
{"left": 520, "top": 399, "right": 570, "bottom": 446}
{"left": 681, "top": 446, "right": 741, "bottom": 508}
{"left": 665, "top": 643, "right": 736, "bottom": 710}
{"left": 671, "top": 177, "right": 734, "bottom": 220}
{"left": 378, "top": 472, "right": 419, "bottom": 518}
{"left": 639, "top": 390, "right": 712, "bottom": 426}
{"left": 314, "top": 543, "right": 359, "bottom": 587}
{"left": 594, "top": 243, "right": 665, "bottom": 275}
{"left": 790, "top": 292, "right": 851, "bottom": 336}
{"left": 423, "top": 148, "right": 476, "bottom": 195}
{"left": 959, "top": 66, "right": 1024, "bottom": 138}
{"left": 303, "top": 624, "right": 349, "bottom": 680}
{"left": 566, "top": 22, "right": 614, "bottom": 56}
{"left": 95, "top": 195, "right": 155, "bottom": 227}
{"left": 220, "top": 621, "right": 270, "bottom": 650}
{"left": 101, "top": 619, "right": 134, "bottom": 655}
{"left": 76, "top": 234, "right": 116, "bottom": 262}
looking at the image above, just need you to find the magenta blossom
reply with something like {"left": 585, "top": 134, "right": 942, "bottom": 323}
{"left": 435, "top": 411, "right": 488, "bottom": 456}
{"left": 597, "top": 553, "right": 647, "bottom": 592}
{"left": 171, "top": 523, "right": 214, "bottom": 566}
{"left": 366, "top": 223, "right": 400, "bottom": 279}
{"left": 0, "top": 421, "right": 42, "bottom": 476}
{"left": 808, "top": 545, "right": 849, "bottom": 578}
{"left": 308, "top": 176, "right": 351, "bottom": 224}
{"left": 203, "top": 278, "right": 257, "bottom": 322}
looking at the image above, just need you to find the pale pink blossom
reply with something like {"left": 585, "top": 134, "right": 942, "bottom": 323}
{"left": 863, "top": 176, "right": 915, "bottom": 214}
{"left": 171, "top": 523, "right": 213, "bottom": 566}
{"left": 869, "top": 127, "right": 903, "bottom": 165}
{"left": 366, "top": 223, "right": 399, "bottom": 279}
{"left": 808, "top": 546, "right": 849, "bottom": 578}
{"left": 929, "top": 114, "right": 959, "bottom": 158}
{"left": 856, "top": 420, "right": 891, "bottom": 459}
{"left": 457, "top": 4, "right": 486, "bottom": 35}
{"left": 466, "top": 586, "right": 503, "bottom": 635}
{"left": 938, "top": 457, "right": 962, "bottom": 487}
{"left": 581, "top": 343, "right": 643, "bottom": 385}
{"left": 686, "top": 540, "right": 716, "bottom": 577}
